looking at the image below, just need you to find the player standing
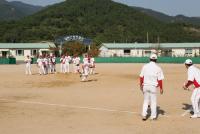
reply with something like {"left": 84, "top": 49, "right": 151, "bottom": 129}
{"left": 183, "top": 59, "right": 200, "bottom": 118}
{"left": 37, "top": 55, "right": 45, "bottom": 75}
{"left": 89, "top": 55, "right": 95, "bottom": 75}
{"left": 43, "top": 55, "right": 49, "bottom": 75}
{"left": 139, "top": 54, "right": 164, "bottom": 121}
{"left": 51, "top": 54, "right": 57, "bottom": 74}
{"left": 72, "top": 55, "right": 81, "bottom": 73}
{"left": 64, "top": 54, "right": 71, "bottom": 73}
{"left": 80, "top": 54, "right": 90, "bottom": 82}
{"left": 24, "top": 55, "right": 32, "bottom": 75}
{"left": 60, "top": 55, "right": 65, "bottom": 73}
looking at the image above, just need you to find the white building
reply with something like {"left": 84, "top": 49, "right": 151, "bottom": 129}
{"left": 0, "top": 42, "right": 56, "bottom": 60}
{"left": 99, "top": 43, "right": 200, "bottom": 57}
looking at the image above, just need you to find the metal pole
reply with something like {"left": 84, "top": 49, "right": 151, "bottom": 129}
{"left": 59, "top": 41, "right": 63, "bottom": 56}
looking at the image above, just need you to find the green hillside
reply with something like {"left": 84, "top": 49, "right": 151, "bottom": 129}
{"left": 0, "top": 0, "right": 43, "bottom": 21}
{"left": 0, "top": 0, "right": 200, "bottom": 43}
{"left": 133, "top": 6, "right": 200, "bottom": 26}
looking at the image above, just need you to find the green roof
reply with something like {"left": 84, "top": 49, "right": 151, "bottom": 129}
{"left": 103, "top": 43, "right": 200, "bottom": 49}
{"left": 0, "top": 43, "right": 56, "bottom": 49}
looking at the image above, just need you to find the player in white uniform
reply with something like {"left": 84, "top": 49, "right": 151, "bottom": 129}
{"left": 183, "top": 59, "right": 200, "bottom": 118}
{"left": 80, "top": 54, "right": 90, "bottom": 81}
{"left": 89, "top": 55, "right": 95, "bottom": 75}
{"left": 24, "top": 55, "right": 32, "bottom": 75}
{"left": 43, "top": 55, "right": 49, "bottom": 75}
{"left": 49, "top": 55, "right": 54, "bottom": 74}
{"left": 64, "top": 54, "right": 71, "bottom": 73}
{"left": 60, "top": 55, "right": 65, "bottom": 73}
{"left": 37, "top": 55, "right": 45, "bottom": 75}
{"left": 140, "top": 54, "right": 164, "bottom": 121}
{"left": 51, "top": 54, "right": 56, "bottom": 74}
{"left": 72, "top": 55, "right": 81, "bottom": 73}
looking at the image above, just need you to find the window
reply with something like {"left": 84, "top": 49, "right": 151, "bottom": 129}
{"left": 144, "top": 50, "right": 151, "bottom": 56}
{"left": 16, "top": 50, "right": 24, "bottom": 56}
{"left": 124, "top": 49, "right": 130, "bottom": 55}
{"left": 2, "top": 51, "right": 8, "bottom": 57}
{"left": 137, "top": 50, "right": 140, "bottom": 55}
{"left": 31, "top": 49, "right": 38, "bottom": 56}
{"left": 185, "top": 49, "right": 192, "bottom": 54}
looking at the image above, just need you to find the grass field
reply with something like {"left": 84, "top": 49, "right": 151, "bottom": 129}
{"left": 0, "top": 63, "right": 200, "bottom": 134}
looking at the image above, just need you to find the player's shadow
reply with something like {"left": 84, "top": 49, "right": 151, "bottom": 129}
{"left": 157, "top": 106, "right": 166, "bottom": 117}
{"left": 31, "top": 73, "right": 38, "bottom": 75}
{"left": 182, "top": 103, "right": 193, "bottom": 114}
{"left": 81, "top": 79, "right": 98, "bottom": 82}
{"left": 146, "top": 106, "right": 166, "bottom": 119}
{"left": 88, "top": 79, "right": 98, "bottom": 82}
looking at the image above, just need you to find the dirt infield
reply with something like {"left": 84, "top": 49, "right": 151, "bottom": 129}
{"left": 0, "top": 63, "right": 200, "bottom": 134}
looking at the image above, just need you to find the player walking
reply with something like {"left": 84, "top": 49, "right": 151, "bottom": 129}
{"left": 183, "top": 59, "right": 200, "bottom": 118}
{"left": 139, "top": 54, "right": 164, "bottom": 121}
{"left": 24, "top": 55, "right": 32, "bottom": 75}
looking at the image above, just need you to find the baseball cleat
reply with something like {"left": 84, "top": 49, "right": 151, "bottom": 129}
{"left": 142, "top": 116, "right": 147, "bottom": 121}
{"left": 190, "top": 114, "right": 200, "bottom": 118}
{"left": 150, "top": 117, "right": 157, "bottom": 121}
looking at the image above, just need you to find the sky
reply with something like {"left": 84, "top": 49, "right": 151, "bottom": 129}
{"left": 7, "top": 0, "right": 200, "bottom": 17}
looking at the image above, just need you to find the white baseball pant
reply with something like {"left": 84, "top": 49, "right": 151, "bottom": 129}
{"left": 142, "top": 85, "right": 157, "bottom": 119}
{"left": 60, "top": 63, "right": 65, "bottom": 73}
{"left": 191, "top": 88, "right": 200, "bottom": 115}
{"left": 81, "top": 66, "right": 89, "bottom": 81}
{"left": 38, "top": 65, "right": 45, "bottom": 75}
{"left": 64, "top": 62, "right": 70, "bottom": 73}
{"left": 25, "top": 63, "right": 32, "bottom": 75}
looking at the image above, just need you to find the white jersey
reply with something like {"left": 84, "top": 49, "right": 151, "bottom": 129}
{"left": 83, "top": 57, "right": 89, "bottom": 65}
{"left": 90, "top": 57, "right": 95, "bottom": 66}
{"left": 43, "top": 58, "right": 48, "bottom": 66}
{"left": 60, "top": 57, "right": 65, "bottom": 64}
{"left": 24, "top": 58, "right": 31, "bottom": 65}
{"left": 140, "top": 62, "right": 164, "bottom": 87}
{"left": 187, "top": 65, "right": 200, "bottom": 88}
{"left": 37, "top": 58, "right": 43, "bottom": 66}
{"left": 52, "top": 57, "right": 56, "bottom": 64}
{"left": 65, "top": 56, "right": 71, "bottom": 63}
{"left": 73, "top": 57, "right": 80, "bottom": 65}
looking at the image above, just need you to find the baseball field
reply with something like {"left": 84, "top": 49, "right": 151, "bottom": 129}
{"left": 0, "top": 63, "right": 200, "bottom": 134}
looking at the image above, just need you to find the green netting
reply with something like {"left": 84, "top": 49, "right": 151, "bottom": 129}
{"left": 31, "top": 57, "right": 200, "bottom": 64}
{"left": 0, "top": 58, "right": 16, "bottom": 64}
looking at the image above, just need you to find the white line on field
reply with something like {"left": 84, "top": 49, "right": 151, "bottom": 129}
{"left": 0, "top": 99, "right": 137, "bottom": 115}
{"left": 0, "top": 98, "right": 171, "bottom": 118}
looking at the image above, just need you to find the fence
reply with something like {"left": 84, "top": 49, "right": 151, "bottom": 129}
{"left": 95, "top": 57, "right": 200, "bottom": 64}
{"left": 0, "top": 58, "right": 16, "bottom": 64}
{"left": 30, "top": 57, "right": 200, "bottom": 64}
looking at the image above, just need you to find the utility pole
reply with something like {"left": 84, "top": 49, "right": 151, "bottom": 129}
{"left": 59, "top": 40, "right": 63, "bottom": 56}
{"left": 157, "top": 36, "right": 160, "bottom": 56}
{"left": 147, "top": 32, "right": 149, "bottom": 43}
{"left": 157, "top": 36, "right": 160, "bottom": 44}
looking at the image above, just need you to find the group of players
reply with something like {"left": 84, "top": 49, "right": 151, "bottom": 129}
{"left": 24, "top": 53, "right": 95, "bottom": 81}
{"left": 25, "top": 53, "right": 200, "bottom": 120}
{"left": 140, "top": 54, "right": 200, "bottom": 121}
